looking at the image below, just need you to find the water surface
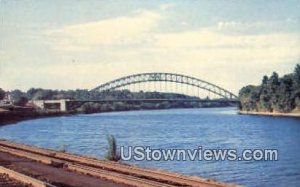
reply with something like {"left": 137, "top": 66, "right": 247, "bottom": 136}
{"left": 0, "top": 108, "right": 299, "bottom": 187}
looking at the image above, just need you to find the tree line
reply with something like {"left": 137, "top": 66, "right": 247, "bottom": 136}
{"left": 1, "top": 87, "right": 232, "bottom": 113}
{"left": 239, "top": 64, "right": 300, "bottom": 113}
{"left": 0, "top": 87, "right": 198, "bottom": 107}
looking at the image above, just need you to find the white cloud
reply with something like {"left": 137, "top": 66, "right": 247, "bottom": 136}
{"left": 159, "top": 3, "right": 174, "bottom": 11}
{"left": 153, "top": 31, "right": 300, "bottom": 63}
{"left": 46, "top": 10, "right": 162, "bottom": 51}
{"left": 2, "top": 10, "right": 299, "bottom": 93}
{"left": 44, "top": 9, "right": 300, "bottom": 64}
{"left": 216, "top": 20, "right": 300, "bottom": 34}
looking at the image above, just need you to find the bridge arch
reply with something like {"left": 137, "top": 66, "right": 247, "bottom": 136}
{"left": 91, "top": 73, "right": 238, "bottom": 99}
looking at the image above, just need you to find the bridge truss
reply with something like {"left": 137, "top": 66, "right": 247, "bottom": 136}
{"left": 92, "top": 73, "right": 237, "bottom": 100}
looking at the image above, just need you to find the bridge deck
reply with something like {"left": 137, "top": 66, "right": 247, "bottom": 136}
{"left": 69, "top": 99, "right": 239, "bottom": 103}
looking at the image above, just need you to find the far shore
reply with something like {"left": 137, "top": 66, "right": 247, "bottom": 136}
{"left": 0, "top": 110, "right": 71, "bottom": 126}
{"left": 0, "top": 105, "right": 237, "bottom": 126}
{"left": 239, "top": 110, "right": 300, "bottom": 118}
{"left": 2, "top": 107, "right": 299, "bottom": 127}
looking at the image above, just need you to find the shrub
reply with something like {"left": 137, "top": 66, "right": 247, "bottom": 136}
{"left": 105, "top": 135, "right": 121, "bottom": 162}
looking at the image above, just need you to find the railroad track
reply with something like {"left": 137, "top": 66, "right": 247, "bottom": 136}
{"left": 0, "top": 173, "right": 29, "bottom": 187}
{"left": 0, "top": 166, "right": 54, "bottom": 187}
{"left": 0, "top": 140, "right": 239, "bottom": 187}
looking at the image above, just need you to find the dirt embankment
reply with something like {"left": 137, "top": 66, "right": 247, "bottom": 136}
{"left": 0, "top": 140, "right": 240, "bottom": 187}
{"left": 238, "top": 110, "right": 300, "bottom": 117}
{"left": 0, "top": 109, "right": 69, "bottom": 126}
{"left": 0, "top": 151, "right": 128, "bottom": 187}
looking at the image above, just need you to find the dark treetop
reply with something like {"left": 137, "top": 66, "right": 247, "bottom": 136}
{"left": 239, "top": 64, "right": 300, "bottom": 113}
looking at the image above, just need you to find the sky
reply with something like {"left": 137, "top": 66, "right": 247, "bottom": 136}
{"left": 0, "top": 0, "right": 300, "bottom": 94}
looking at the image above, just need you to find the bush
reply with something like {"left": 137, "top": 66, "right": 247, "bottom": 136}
{"left": 105, "top": 135, "right": 121, "bottom": 162}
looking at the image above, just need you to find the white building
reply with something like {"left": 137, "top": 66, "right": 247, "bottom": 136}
{"left": 31, "top": 99, "right": 70, "bottom": 112}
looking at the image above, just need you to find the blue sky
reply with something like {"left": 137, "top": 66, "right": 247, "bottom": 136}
{"left": 0, "top": 0, "right": 299, "bottom": 94}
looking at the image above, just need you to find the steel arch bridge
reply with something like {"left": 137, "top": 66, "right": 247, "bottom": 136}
{"left": 91, "top": 73, "right": 238, "bottom": 100}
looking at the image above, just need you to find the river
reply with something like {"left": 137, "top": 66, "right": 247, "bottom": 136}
{"left": 0, "top": 107, "right": 299, "bottom": 187}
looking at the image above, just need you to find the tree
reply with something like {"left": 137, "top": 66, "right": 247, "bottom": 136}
{"left": 26, "top": 88, "right": 40, "bottom": 99}
{"left": 239, "top": 64, "right": 300, "bottom": 113}
{"left": 276, "top": 75, "right": 294, "bottom": 112}
{"left": 13, "top": 96, "right": 28, "bottom": 106}
{"left": 262, "top": 75, "right": 268, "bottom": 85}
{"left": 269, "top": 72, "right": 279, "bottom": 86}
{"left": 0, "top": 88, "right": 5, "bottom": 100}
{"left": 10, "top": 90, "right": 26, "bottom": 101}
{"left": 294, "top": 64, "right": 300, "bottom": 85}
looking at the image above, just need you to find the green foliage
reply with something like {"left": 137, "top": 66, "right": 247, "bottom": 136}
{"left": 0, "top": 88, "right": 5, "bottom": 100}
{"left": 294, "top": 64, "right": 300, "bottom": 84}
{"left": 13, "top": 96, "right": 28, "bottom": 106}
{"left": 239, "top": 64, "right": 300, "bottom": 113}
{"left": 9, "top": 88, "right": 198, "bottom": 102}
{"left": 105, "top": 135, "right": 121, "bottom": 162}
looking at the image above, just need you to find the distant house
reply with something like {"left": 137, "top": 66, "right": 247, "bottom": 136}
{"left": 0, "top": 92, "right": 13, "bottom": 106}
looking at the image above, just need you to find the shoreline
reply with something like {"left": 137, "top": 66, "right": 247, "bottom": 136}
{"left": 2, "top": 107, "right": 299, "bottom": 127}
{"left": 0, "top": 105, "right": 236, "bottom": 126}
{"left": 0, "top": 139, "right": 239, "bottom": 187}
{"left": 238, "top": 110, "right": 300, "bottom": 118}
{"left": 0, "top": 110, "right": 72, "bottom": 126}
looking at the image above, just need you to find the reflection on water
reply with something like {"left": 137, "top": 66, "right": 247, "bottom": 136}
{"left": 0, "top": 107, "right": 299, "bottom": 187}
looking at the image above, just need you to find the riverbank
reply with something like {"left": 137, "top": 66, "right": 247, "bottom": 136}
{"left": 0, "top": 102, "right": 237, "bottom": 126}
{"left": 0, "top": 109, "right": 70, "bottom": 126}
{"left": 238, "top": 110, "right": 300, "bottom": 117}
{"left": 0, "top": 140, "right": 240, "bottom": 187}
